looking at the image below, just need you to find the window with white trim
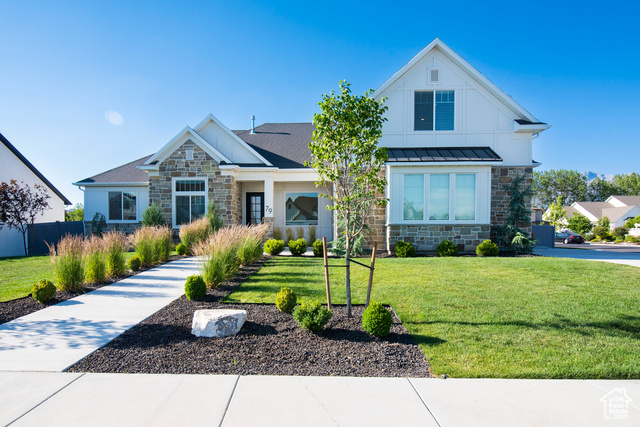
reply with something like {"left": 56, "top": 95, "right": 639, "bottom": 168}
{"left": 174, "top": 179, "right": 206, "bottom": 225}
{"left": 414, "top": 90, "right": 455, "bottom": 131}
{"left": 285, "top": 193, "right": 318, "bottom": 225}
{"left": 108, "top": 191, "right": 136, "bottom": 221}
{"left": 401, "top": 173, "right": 476, "bottom": 223}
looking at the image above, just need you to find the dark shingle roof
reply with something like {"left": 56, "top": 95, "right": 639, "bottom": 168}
{"left": 386, "top": 147, "right": 502, "bottom": 163}
{"left": 76, "top": 155, "right": 153, "bottom": 184}
{"left": 233, "top": 123, "right": 314, "bottom": 168}
{"left": 1, "top": 132, "right": 71, "bottom": 205}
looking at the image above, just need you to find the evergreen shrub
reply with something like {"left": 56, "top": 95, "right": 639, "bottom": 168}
{"left": 292, "top": 300, "right": 332, "bottom": 332}
{"left": 275, "top": 287, "right": 297, "bottom": 313}
{"left": 476, "top": 240, "right": 499, "bottom": 257}
{"left": 32, "top": 279, "right": 56, "bottom": 304}
{"left": 185, "top": 275, "right": 206, "bottom": 301}
{"left": 395, "top": 241, "right": 415, "bottom": 257}
{"left": 288, "top": 238, "right": 308, "bottom": 256}
{"left": 264, "top": 239, "right": 285, "bottom": 255}
{"left": 437, "top": 240, "right": 459, "bottom": 257}
{"left": 362, "top": 301, "right": 393, "bottom": 337}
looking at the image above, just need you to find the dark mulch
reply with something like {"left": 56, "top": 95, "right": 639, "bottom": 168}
{"left": 66, "top": 258, "right": 432, "bottom": 378}
{"left": 0, "top": 255, "right": 183, "bottom": 325}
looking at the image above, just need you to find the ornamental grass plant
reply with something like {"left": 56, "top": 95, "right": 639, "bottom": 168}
{"left": 179, "top": 217, "right": 210, "bottom": 253}
{"left": 84, "top": 235, "right": 107, "bottom": 284}
{"left": 103, "top": 230, "right": 128, "bottom": 277}
{"left": 130, "top": 226, "right": 171, "bottom": 266}
{"left": 49, "top": 234, "right": 84, "bottom": 291}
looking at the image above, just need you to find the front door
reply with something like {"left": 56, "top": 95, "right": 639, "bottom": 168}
{"left": 246, "top": 192, "right": 264, "bottom": 225}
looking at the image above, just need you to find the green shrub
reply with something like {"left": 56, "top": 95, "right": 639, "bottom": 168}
{"left": 49, "top": 235, "right": 84, "bottom": 291}
{"left": 362, "top": 301, "right": 393, "bottom": 337}
{"left": 184, "top": 275, "right": 206, "bottom": 301}
{"left": 103, "top": 230, "right": 127, "bottom": 277}
{"left": 292, "top": 300, "right": 332, "bottom": 332}
{"left": 264, "top": 239, "right": 285, "bottom": 256}
{"left": 128, "top": 256, "right": 141, "bottom": 271}
{"left": 395, "top": 241, "right": 415, "bottom": 257}
{"left": 288, "top": 238, "right": 308, "bottom": 256}
{"left": 593, "top": 226, "right": 608, "bottom": 239}
{"left": 141, "top": 204, "right": 166, "bottom": 227}
{"left": 437, "top": 240, "right": 459, "bottom": 257}
{"left": 584, "top": 233, "right": 595, "bottom": 241}
{"left": 176, "top": 243, "right": 188, "bottom": 255}
{"left": 275, "top": 287, "right": 297, "bottom": 313}
{"left": 237, "top": 235, "right": 264, "bottom": 265}
{"left": 612, "top": 227, "right": 628, "bottom": 238}
{"left": 32, "top": 279, "right": 56, "bottom": 304}
{"left": 615, "top": 237, "right": 624, "bottom": 243}
{"left": 476, "top": 240, "right": 499, "bottom": 257}
{"left": 84, "top": 236, "right": 106, "bottom": 284}
{"left": 312, "top": 239, "right": 324, "bottom": 257}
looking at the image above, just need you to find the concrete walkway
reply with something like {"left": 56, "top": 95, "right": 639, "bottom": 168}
{"left": 0, "top": 257, "right": 200, "bottom": 372}
{"left": 1, "top": 372, "right": 638, "bottom": 426}
{"left": 534, "top": 246, "right": 640, "bottom": 268}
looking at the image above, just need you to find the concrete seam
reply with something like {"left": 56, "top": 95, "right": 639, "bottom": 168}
{"left": 218, "top": 375, "right": 240, "bottom": 427}
{"left": 6, "top": 373, "right": 86, "bottom": 426}
{"left": 407, "top": 378, "right": 441, "bottom": 427}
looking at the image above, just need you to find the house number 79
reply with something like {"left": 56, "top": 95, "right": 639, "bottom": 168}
{"left": 265, "top": 206, "right": 272, "bottom": 215}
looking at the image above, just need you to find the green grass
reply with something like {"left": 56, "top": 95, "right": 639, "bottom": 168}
{"left": 0, "top": 251, "right": 144, "bottom": 302}
{"left": 225, "top": 256, "right": 640, "bottom": 379}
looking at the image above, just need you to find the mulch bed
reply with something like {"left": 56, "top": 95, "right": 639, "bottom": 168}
{"left": 66, "top": 258, "right": 433, "bottom": 378}
{"left": 0, "top": 255, "right": 183, "bottom": 325}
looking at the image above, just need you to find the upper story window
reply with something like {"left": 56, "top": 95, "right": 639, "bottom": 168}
{"left": 174, "top": 179, "right": 206, "bottom": 225}
{"left": 414, "top": 90, "right": 455, "bottom": 131}
{"left": 108, "top": 191, "right": 136, "bottom": 221}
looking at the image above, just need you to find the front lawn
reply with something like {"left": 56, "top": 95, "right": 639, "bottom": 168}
{"left": 225, "top": 256, "right": 640, "bottom": 378}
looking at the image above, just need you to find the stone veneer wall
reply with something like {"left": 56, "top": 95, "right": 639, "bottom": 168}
{"left": 387, "top": 224, "right": 491, "bottom": 253}
{"left": 148, "top": 140, "right": 237, "bottom": 227}
{"left": 490, "top": 166, "right": 533, "bottom": 240}
{"left": 231, "top": 179, "right": 242, "bottom": 226}
{"left": 362, "top": 168, "right": 388, "bottom": 251}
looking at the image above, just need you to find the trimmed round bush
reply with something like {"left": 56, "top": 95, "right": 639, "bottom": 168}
{"left": 288, "top": 238, "right": 308, "bottom": 256}
{"left": 437, "top": 240, "right": 459, "bottom": 257}
{"left": 362, "top": 301, "right": 393, "bottom": 337}
{"left": 476, "top": 239, "right": 499, "bottom": 257}
{"left": 176, "top": 243, "right": 188, "bottom": 256}
{"left": 395, "top": 241, "right": 415, "bottom": 257}
{"left": 292, "top": 300, "right": 332, "bottom": 332}
{"left": 275, "top": 287, "right": 297, "bottom": 313}
{"left": 127, "top": 256, "right": 142, "bottom": 271}
{"left": 264, "top": 239, "right": 285, "bottom": 256}
{"left": 312, "top": 239, "right": 324, "bottom": 257}
{"left": 31, "top": 279, "right": 56, "bottom": 304}
{"left": 185, "top": 275, "right": 206, "bottom": 301}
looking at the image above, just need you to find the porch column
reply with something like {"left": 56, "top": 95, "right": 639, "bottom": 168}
{"left": 263, "top": 177, "right": 274, "bottom": 237}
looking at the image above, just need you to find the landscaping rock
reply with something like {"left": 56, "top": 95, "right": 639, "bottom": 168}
{"left": 192, "top": 309, "right": 247, "bottom": 338}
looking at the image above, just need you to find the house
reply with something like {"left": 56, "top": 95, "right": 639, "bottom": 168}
{"left": 548, "top": 196, "right": 640, "bottom": 231}
{"left": 74, "top": 39, "right": 548, "bottom": 252}
{"left": 1, "top": 132, "right": 71, "bottom": 257}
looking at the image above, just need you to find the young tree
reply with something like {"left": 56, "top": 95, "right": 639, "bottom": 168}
{"left": 567, "top": 212, "right": 593, "bottom": 235}
{"left": 65, "top": 203, "right": 84, "bottom": 221}
{"left": 206, "top": 200, "right": 224, "bottom": 233}
{"left": 306, "top": 80, "right": 388, "bottom": 317}
{"left": 498, "top": 173, "right": 535, "bottom": 254}
{"left": 543, "top": 196, "right": 567, "bottom": 229}
{"left": 0, "top": 180, "right": 51, "bottom": 255}
{"left": 142, "top": 203, "right": 166, "bottom": 226}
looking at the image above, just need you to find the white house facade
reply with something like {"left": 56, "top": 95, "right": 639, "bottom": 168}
{"left": 74, "top": 39, "right": 548, "bottom": 253}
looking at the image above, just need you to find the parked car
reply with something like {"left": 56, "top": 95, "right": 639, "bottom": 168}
{"left": 555, "top": 230, "right": 585, "bottom": 244}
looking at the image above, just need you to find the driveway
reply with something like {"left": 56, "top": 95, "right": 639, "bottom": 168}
{"left": 535, "top": 243, "right": 640, "bottom": 268}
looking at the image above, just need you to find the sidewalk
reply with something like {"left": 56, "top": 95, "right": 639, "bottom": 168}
{"left": 0, "top": 257, "right": 200, "bottom": 372}
{"left": 1, "top": 372, "right": 638, "bottom": 426}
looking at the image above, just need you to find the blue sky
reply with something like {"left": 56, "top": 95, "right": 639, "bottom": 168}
{"left": 1, "top": 1, "right": 639, "bottom": 206}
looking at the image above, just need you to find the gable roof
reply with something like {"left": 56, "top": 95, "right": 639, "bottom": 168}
{"left": 573, "top": 201, "right": 609, "bottom": 220}
{"left": 608, "top": 195, "right": 640, "bottom": 207}
{"left": 1, "top": 132, "right": 71, "bottom": 205}
{"left": 602, "top": 206, "right": 638, "bottom": 223}
{"left": 233, "top": 123, "right": 315, "bottom": 169}
{"left": 75, "top": 155, "right": 152, "bottom": 185}
{"left": 374, "top": 38, "right": 543, "bottom": 123}
{"left": 145, "top": 126, "right": 232, "bottom": 166}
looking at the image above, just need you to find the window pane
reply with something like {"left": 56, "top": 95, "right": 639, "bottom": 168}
{"left": 285, "top": 193, "right": 318, "bottom": 225}
{"left": 435, "top": 90, "right": 454, "bottom": 130}
{"left": 176, "top": 196, "right": 190, "bottom": 225}
{"left": 175, "top": 180, "right": 205, "bottom": 192}
{"left": 403, "top": 174, "right": 424, "bottom": 220}
{"left": 190, "top": 195, "right": 205, "bottom": 221}
{"left": 455, "top": 174, "right": 476, "bottom": 220}
{"left": 122, "top": 192, "right": 136, "bottom": 221}
{"left": 429, "top": 174, "right": 450, "bottom": 220}
{"left": 108, "top": 192, "right": 122, "bottom": 221}
{"left": 414, "top": 91, "right": 434, "bottom": 131}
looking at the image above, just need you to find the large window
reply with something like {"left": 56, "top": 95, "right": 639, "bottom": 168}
{"left": 174, "top": 179, "right": 206, "bottom": 225}
{"left": 108, "top": 191, "right": 136, "bottom": 221}
{"left": 285, "top": 193, "right": 318, "bottom": 225}
{"left": 399, "top": 173, "right": 476, "bottom": 222}
{"left": 414, "top": 90, "right": 455, "bottom": 131}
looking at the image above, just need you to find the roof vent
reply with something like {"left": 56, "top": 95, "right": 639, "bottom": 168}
{"left": 250, "top": 115, "right": 255, "bottom": 134}
{"left": 429, "top": 68, "right": 440, "bottom": 84}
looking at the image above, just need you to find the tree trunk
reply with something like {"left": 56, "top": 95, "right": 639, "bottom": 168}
{"left": 21, "top": 229, "right": 28, "bottom": 256}
{"left": 345, "top": 233, "right": 352, "bottom": 318}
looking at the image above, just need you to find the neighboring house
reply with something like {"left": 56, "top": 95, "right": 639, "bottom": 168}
{"left": 0, "top": 132, "right": 71, "bottom": 257}
{"left": 546, "top": 196, "right": 640, "bottom": 230}
{"left": 74, "top": 39, "right": 548, "bottom": 252}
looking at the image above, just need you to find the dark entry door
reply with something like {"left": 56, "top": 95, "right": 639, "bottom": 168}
{"left": 246, "top": 192, "right": 265, "bottom": 225}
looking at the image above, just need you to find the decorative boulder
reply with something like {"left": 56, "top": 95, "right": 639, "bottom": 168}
{"left": 191, "top": 309, "right": 247, "bottom": 338}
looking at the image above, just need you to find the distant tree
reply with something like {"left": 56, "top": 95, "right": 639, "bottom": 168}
{"left": 141, "top": 204, "right": 166, "bottom": 226}
{"left": 0, "top": 180, "right": 51, "bottom": 256}
{"left": 65, "top": 203, "right": 84, "bottom": 222}
{"left": 587, "top": 177, "right": 619, "bottom": 201}
{"left": 543, "top": 196, "right": 568, "bottom": 229}
{"left": 625, "top": 215, "right": 640, "bottom": 229}
{"left": 567, "top": 212, "right": 593, "bottom": 235}
{"left": 612, "top": 173, "right": 640, "bottom": 196}
{"left": 533, "top": 170, "right": 588, "bottom": 211}
{"left": 597, "top": 216, "right": 611, "bottom": 229}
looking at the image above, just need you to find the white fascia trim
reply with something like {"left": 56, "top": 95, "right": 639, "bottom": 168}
{"left": 194, "top": 114, "right": 273, "bottom": 166}
{"left": 514, "top": 122, "right": 551, "bottom": 134}
{"left": 387, "top": 161, "right": 503, "bottom": 167}
{"left": 373, "top": 38, "right": 540, "bottom": 122}
{"left": 145, "top": 126, "right": 232, "bottom": 165}
{"left": 72, "top": 181, "right": 148, "bottom": 188}
{"left": 138, "top": 164, "right": 159, "bottom": 171}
